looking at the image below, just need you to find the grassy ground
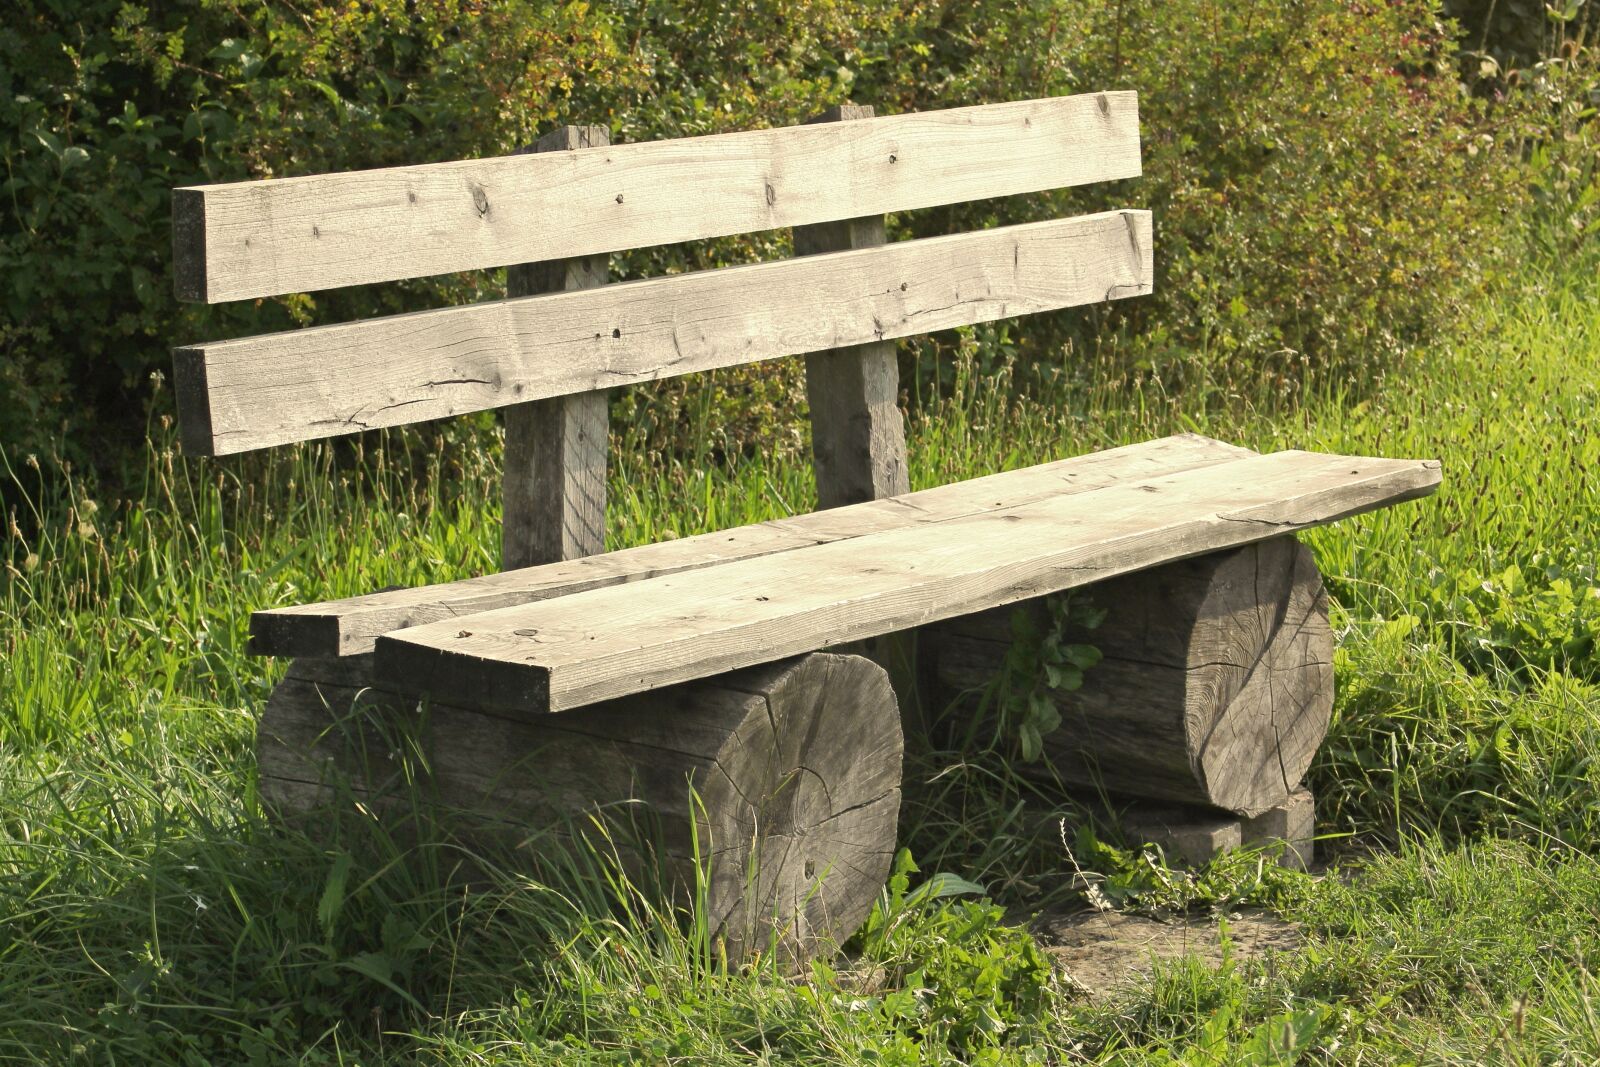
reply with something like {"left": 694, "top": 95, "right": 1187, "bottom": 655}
{"left": 2, "top": 243, "right": 1599, "bottom": 1063}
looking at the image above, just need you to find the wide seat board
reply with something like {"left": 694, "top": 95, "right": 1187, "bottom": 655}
{"left": 252, "top": 434, "right": 1254, "bottom": 658}
{"left": 176, "top": 210, "right": 1151, "bottom": 455}
{"left": 373, "top": 448, "right": 1441, "bottom": 713}
{"left": 173, "top": 92, "right": 1140, "bottom": 303}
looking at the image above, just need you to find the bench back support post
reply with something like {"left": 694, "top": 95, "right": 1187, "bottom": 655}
{"left": 501, "top": 124, "right": 612, "bottom": 568}
{"left": 795, "top": 104, "right": 910, "bottom": 510}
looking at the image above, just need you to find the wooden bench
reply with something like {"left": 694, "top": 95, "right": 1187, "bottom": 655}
{"left": 171, "top": 92, "right": 1440, "bottom": 954}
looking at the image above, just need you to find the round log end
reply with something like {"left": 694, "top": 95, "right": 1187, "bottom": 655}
{"left": 922, "top": 536, "right": 1332, "bottom": 817}
{"left": 1188, "top": 538, "right": 1332, "bottom": 816}
{"left": 698, "top": 653, "right": 903, "bottom": 958}
{"left": 257, "top": 650, "right": 902, "bottom": 961}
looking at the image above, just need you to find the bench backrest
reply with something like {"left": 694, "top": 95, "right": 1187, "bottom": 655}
{"left": 172, "top": 92, "right": 1150, "bottom": 564}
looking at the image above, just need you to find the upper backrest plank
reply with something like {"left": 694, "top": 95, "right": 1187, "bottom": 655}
{"left": 175, "top": 209, "right": 1152, "bottom": 455}
{"left": 172, "top": 92, "right": 1140, "bottom": 303}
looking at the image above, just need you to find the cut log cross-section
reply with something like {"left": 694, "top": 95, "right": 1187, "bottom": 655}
{"left": 924, "top": 536, "right": 1332, "bottom": 816}
{"left": 258, "top": 651, "right": 903, "bottom": 957}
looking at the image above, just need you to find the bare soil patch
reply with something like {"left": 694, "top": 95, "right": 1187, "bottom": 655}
{"left": 1034, "top": 908, "right": 1302, "bottom": 997}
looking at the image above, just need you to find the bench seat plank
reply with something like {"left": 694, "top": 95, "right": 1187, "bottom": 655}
{"left": 176, "top": 210, "right": 1151, "bottom": 455}
{"left": 173, "top": 92, "right": 1140, "bottom": 303}
{"left": 251, "top": 433, "right": 1253, "bottom": 657}
{"left": 372, "top": 448, "right": 1441, "bottom": 713}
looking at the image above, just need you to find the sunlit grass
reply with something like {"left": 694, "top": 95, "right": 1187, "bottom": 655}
{"left": 1, "top": 244, "right": 1599, "bottom": 1061}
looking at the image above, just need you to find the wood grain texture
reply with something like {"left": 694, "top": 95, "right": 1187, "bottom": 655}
{"left": 373, "top": 449, "right": 1442, "bottom": 713}
{"left": 501, "top": 125, "right": 612, "bottom": 569}
{"left": 926, "top": 537, "right": 1332, "bottom": 816}
{"left": 174, "top": 209, "right": 1153, "bottom": 455}
{"left": 172, "top": 92, "right": 1141, "bottom": 303}
{"left": 796, "top": 104, "right": 910, "bottom": 509}
{"left": 250, "top": 434, "right": 1255, "bottom": 658}
{"left": 258, "top": 651, "right": 902, "bottom": 959}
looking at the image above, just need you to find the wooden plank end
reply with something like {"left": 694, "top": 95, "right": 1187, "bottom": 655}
{"left": 249, "top": 609, "right": 346, "bottom": 658}
{"left": 171, "top": 188, "right": 210, "bottom": 303}
{"left": 171, "top": 345, "right": 220, "bottom": 456}
{"left": 375, "top": 632, "right": 554, "bottom": 717}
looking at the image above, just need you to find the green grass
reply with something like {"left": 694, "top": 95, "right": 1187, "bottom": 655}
{"left": 3, "top": 243, "right": 1600, "bottom": 1062}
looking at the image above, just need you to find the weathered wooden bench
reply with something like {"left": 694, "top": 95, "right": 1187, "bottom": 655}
{"left": 171, "top": 92, "right": 1440, "bottom": 953}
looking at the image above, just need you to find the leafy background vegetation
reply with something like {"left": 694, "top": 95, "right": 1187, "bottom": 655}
{"left": 4, "top": 0, "right": 1600, "bottom": 1063}
{"left": 6, "top": 0, "right": 1593, "bottom": 472}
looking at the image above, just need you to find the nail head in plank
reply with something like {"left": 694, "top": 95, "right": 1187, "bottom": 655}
{"left": 173, "top": 92, "right": 1141, "bottom": 303}
{"left": 176, "top": 209, "right": 1153, "bottom": 455}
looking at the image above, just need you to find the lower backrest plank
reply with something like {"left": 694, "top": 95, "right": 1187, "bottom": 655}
{"left": 374, "top": 449, "right": 1441, "bottom": 713}
{"left": 175, "top": 209, "right": 1152, "bottom": 455}
{"left": 250, "top": 434, "right": 1253, "bottom": 657}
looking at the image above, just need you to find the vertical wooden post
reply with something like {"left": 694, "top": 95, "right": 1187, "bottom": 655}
{"left": 502, "top": 125, "right": 611, "bottom": 569}
{"left": 795, "top": 104, "right": 917, "bottom": 719}
{"left": 793, "top": 104, "right": 911, "bottom": 511}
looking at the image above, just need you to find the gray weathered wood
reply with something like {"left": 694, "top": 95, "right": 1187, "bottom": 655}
{"left": 173, "top": 92, "right": 1141, "bottom": 303}
{"left": 250, "top": 434, "right": 1255, "bottom": 658}
{"left": 1241, "top": 787, "right": 1315, "bottom": 870}
{"left": 373, "top": 449, "right": 1441, "bottom": 713}
{"left": 1109, "top": 787, "right": 1315, "bottom": 870}
{"left": 502, "top": 125, "right": 611, "bottom": 569}
{"left": 174, "top": 209, "right": 1153, "bottom": 455}
{"left": 926, "top": 537, "right": 1332, "bottom": 816}
{"left": 257, "top": 651, "right": 902, "bottom": 959}
{"left": 796, "top": 104, "right": 910, "bottom": 509}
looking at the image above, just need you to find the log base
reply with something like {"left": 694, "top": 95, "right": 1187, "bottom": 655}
{"left": 924, "top": 536, "right": 1333, "bottom": 817}
{"left": 1115, "top": 788, "right": 1316, "bottom": 871}
{"left": 257, "top": 651, "right": 903, "bottom": 960}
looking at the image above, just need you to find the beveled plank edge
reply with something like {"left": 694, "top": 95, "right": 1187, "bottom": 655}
{"left": 178, "top": 209, "right": 1152, "bottom": 456}
{"left": 248, "top": 434, "right": 1255, "bottom": 658}
{"left": 175, "top": 92, "right": 1141, "bottom": 303}
{"left": 171, "top": 345, "right": 215, "bottom": 456}
{"left": 374, "top": 452, "right": 1442, "bottom": 714}
{"left": 172, "top": 188, "right": 208, "bottom": 303}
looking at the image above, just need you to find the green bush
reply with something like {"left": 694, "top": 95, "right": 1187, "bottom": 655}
{"left": 0, "top": 0, "right": 1541, "bottom": 480}
{"left": 1, "top": 0, "right": 633, "bottom": 473}
{"left": 1044, "top": 0, "right": 1527, "bottom": 389}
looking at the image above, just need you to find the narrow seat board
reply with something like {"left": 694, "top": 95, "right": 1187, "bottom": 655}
{"left": 373, "top": 448, "right": 1442, "bottom": 713}
{"left": 251, "top": 433, "right": 1254, "bottom": 658}
{"left": 176, "top": 209, "right": 1152, "bottom": 455}
{"left": 173, "top": 92, "right": 1140, "bottom": 303}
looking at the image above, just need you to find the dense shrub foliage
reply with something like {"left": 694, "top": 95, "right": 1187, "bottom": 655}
{"left": 1056, "top": 2, "right": 1526, "bottom": 385}
{"left": 2, "top": 0, "right": 1591, "bottom": 477}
